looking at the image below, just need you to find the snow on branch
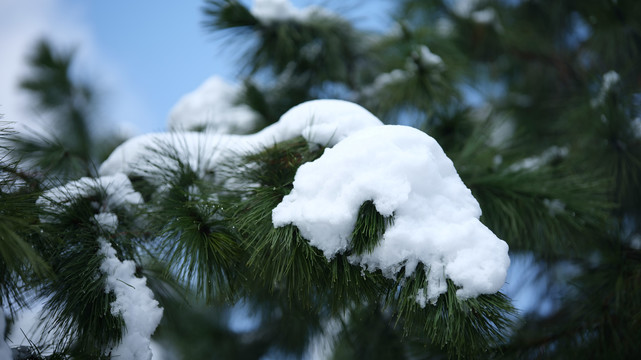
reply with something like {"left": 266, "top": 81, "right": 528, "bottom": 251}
{"left": 97, "top": 97, "right": 509, "bottom": 305}
{"left": 272, "top": 124, "right": 510, "bottom": 304}
{"left": 99, "top": 99, "right": 382, "bottom": 177}
{"left": 168, "top": 76, "right": 259, "bottom": 134}
{"left": 250, "top": 0, "right": 334, "bottom": 24}
{"left": 98, "top": 239, "right": 163, "bottom": 360}
{"left": 37, "top": 173, "right": 143, "bottom": 219}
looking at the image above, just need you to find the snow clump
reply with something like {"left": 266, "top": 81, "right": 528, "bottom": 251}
{"left": 272, "top": 125, "right": 510, "bottom": 303}
{"left": 100, "top": 99, "right": 382, "bottom": 177}
{"left": 168, "top": 76, "right": 259, "bottom": 134}
{"left": 250, "top": 0, "right": 331, "bottom": 23}
{"left": 591, "top": 70, "right": 620, "bottom": 107}
{"left": 508, "top": 145, "right": 569, "bottom": 172}
{"left": 37, "top": 173, "right": 143, "bottom": 219}
{"left": 416, "top": 45, "right": 444, "bottom": 68}
{"left": 98, "top": 239, "right": 163, "bottom": 360}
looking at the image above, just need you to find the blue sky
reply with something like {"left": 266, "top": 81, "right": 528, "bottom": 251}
{"left": 1, "top": 0, "right": 394, "bottom": 135}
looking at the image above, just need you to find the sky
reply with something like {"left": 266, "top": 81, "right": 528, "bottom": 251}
{"left": 0, "top": 0, "right": 395, "bottom": 136}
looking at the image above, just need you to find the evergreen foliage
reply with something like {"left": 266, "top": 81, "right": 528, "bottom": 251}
{"left": 2, "top": 0, "right": 641, "bottom": 359}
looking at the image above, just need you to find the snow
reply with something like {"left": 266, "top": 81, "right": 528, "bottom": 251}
{"left": 508, "top": 146, "right": 569, "bottom": 172}
{"left": 168, "top": 76, "right": 258, "bottom": 134}
{"left": 451, "top": 0, "right": 482, "bottom": 18}
{"left": 591, "top": 70, "right": 620, "bottom": 107}
{"left": 543, "top": 199, "right": 565, "bottom": 216}
{"left": 272, "top": 125, "right": 510, "bottom": 303}
{"left": 449, "top": 0, "right": 498, "bottom": 25}
{"left": 362, "top": 69, "right": 408, "bottom": 96}
{"left": 100, "top": 99, "right": 382, "bottom": 177}
{"left": 416, "top": 45, "right": 444, "bottom": 68}
{"left": 93, "top": 212, "right": 119, "bottom": 233}
{"left": 98, "top": 239, "right": 163, "bottom": 360}
{"left": 97, "top": 98, "right": 509, "bottom": 306}
{"left": 250, "top": 0, "right": 330, "bottom": 23}
{"left": 0, "top": 314, "right": 11, "bottom": 360}
{"left": 471, "top": 8, "right": 496, "bottom": 24}
{"left": 37, "top": 173, "right": 143, "bottom": 217}
{"left": 303, "top": 315, "right": 344, "bottom": 360}
{"left": 362, "top": 45, "right": 443, "bottom": 97}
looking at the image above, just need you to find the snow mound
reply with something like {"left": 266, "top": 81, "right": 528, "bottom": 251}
{"left": 256, "top": 99, "right": 383, "bottom": 146}
{"left": 168, "top": 76, "right": 258, "bottom": 134}
{"left": 100, "top": 99, "right": 382, "bottom": 177}
{"left": 272, "top": 125, "right": 510, "bottom": 303}
{"left": 99, "top": 239, "right": 163, "bottom": 360}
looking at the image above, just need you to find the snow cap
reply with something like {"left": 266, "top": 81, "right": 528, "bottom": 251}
{"left": 272, "top": 125, "right": 510, "bottom": 303}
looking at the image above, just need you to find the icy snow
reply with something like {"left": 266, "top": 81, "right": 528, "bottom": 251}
{"left": 250, "top": 0, "right": 330, "bottom": 23}
{"left": 99, "top": 99, "right": 383, "bottom": 177}
{"left": 99, "top": 239, "right": 163, "bottom": 360}
{"left": 168, "top": 76, "right": 258, "bottom": 134}
{"left": 272, "top": 125, "right": 510, "bottom": 303}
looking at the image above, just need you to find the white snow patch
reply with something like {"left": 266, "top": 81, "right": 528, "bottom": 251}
{"left": 303, "top": 315, "right": 343, "bottom": 360}
{"left": 100, "top": 99, "right": 383, "bottom": 177}
{"left": 415, "top": 288, "right": 429, "bottom": 308}
{"left": 98, "top": 239, "right": 163, "bottom": 360}
{"left": 435, "top": 18, "right": 455, "bottom": 36}
{"left": 250, "top": 0, "right": 331, "bottom": 23}
{"left": 272, "top": 125, "right": 510, "bottom": 303}
{"left": 362, "top": 69, "right": 409, "bottom": 97}
{"left": 451, "top": 0, "right": 481, "bottom": 18}
{"left": 416, "top": 45, "right": 444, "bottom": 68}
{"left": 362, "top": 45, "right": 443, "bottom": 97}
{"left": 471, "top": 8, "right": 496, "bottom": 24}
{"left": 37, "top": 173, "right": 143, "bottom": 217}
{"left": 543, "top": 199, "right": 565, "bottom": 216}
{"left": 591, "top": 70, "right": 620, "bottom": 107}
{"left": 93, "top": 212, "right": 119, "bottom": 234}
{"left": 509, "top": 146, "right": 568, "bottom": 172}
{"left": 168, "top": 76, "right": 258, "bottom": 134}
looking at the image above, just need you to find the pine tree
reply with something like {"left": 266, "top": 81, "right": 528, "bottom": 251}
{"left": 2, "top": 0, "right": 641, "bottom": 359}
